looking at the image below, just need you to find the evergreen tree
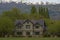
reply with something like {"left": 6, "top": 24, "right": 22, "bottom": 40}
{"left": 31, "top": 5, "right": 37, "bottom": 14}
{"left": 39, "top": 7, "right": 49, "bottom": 18}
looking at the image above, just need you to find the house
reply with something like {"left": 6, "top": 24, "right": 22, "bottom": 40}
{"left": 14, "top": 19, "right": 46, "bottom": 37}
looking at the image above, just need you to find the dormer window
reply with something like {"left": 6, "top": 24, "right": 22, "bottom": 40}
{"left": 19, "top": 25, "right": 22, "bottom": 29}
{"left": 35, "top": 23, "right": 40, "bottom": 29}
{"left": 16, "top": 25, "right": 22, "bottom": 29}
{"left": 35, "top": 25, "right": 39, "bottom": 29}
{"left": 16, "top": 22, "right": 22, "bottom": 29}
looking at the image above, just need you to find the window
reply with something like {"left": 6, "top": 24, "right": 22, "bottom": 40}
{"left": 34, "top": 32, "right": 40, "bottom": 35}
{"left": 17, "top": 32, "right": 22, "bottom": 35}
{"left": 35, "top": 23, "right": 40, "bottom": 29}
{"left": 19, "top": 26, "right": 22, "bottom": 29}
{"left": 35, "top": 25, "right": 39, "bottom": 29}
{"left": 26, "top": 25, "right": 30, "bottom": 29}
{"left": 18, "top": 25, "right": 22, "bottom": 29}
{"left": 26, "top": 32, "right": 30, "bottom": 35}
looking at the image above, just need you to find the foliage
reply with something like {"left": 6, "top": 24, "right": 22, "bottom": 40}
{"left": 39, "top": 7, "right": 49, "bottom": 18}
{"left": 44, "top": 18, "right": 60, "bottom": 35}
{"left": 0, "top": 17, "right": 14, "bottom": 36}
{"left": 31, "top": 5, "right": 37, "bottom": 14}
{"left": 2, "top": 8, "right": 21, "bottom": 21}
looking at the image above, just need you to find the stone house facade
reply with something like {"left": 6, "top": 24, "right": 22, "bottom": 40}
{"left": 14, "top": 19, "right": 46, "bottom": 37}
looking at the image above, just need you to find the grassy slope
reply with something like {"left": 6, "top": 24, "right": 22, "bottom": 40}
{"left": 0, "top": 37, "right": 60, "bottom": 40}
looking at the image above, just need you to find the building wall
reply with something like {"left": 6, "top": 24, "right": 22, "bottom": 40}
{"left": 15, "top": 21, "right": 44, "bottom": 37}
{"left": 23, "top": 21, "right": 33, "bottom": 36}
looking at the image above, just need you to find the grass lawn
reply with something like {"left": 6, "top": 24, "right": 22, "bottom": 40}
{"left": 0, "top": 37, "right": 60, "bottom": 40}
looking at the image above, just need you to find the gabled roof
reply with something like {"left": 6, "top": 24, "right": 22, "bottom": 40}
{"left": 23, "top": 19, "right": 33, "bottom": 24}
{"left": 15, "top": 20, "right": 24, "bottom": 25}
{"left": 15, "top": 19, "right": 44, "bottom": 27}
{"left": 31, "top": 19, "right": 44, "bottom": 25}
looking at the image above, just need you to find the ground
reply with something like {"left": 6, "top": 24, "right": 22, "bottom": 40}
{"left": 0, "top": 37, "right": 60, "bottom": 40}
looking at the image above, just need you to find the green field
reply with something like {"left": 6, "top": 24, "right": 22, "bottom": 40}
{"left": 0, "top": 37, "right": 60, "bottom": 40}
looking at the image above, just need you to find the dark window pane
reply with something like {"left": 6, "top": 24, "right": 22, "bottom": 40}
{"left": 35, "top": 26, "right": 39, "bottom": 29}
{"left": 34, "top": 32, "right": 40, "bottom": 35}
{"left": 17, "top": 32, "right": 22, "bottom": 35}
{"left": 17, "top": 25, "right": 22, "bottom": 29}
{"left": 26, "top": 32, "right": 30, "bottom": 35}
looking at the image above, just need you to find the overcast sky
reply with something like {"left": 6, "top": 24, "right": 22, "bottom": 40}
{"left": 0, "top": 0, "right": 60, "bottom": 4}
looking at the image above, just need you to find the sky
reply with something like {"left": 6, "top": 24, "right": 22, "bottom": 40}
{"left": 0, "top": 0, "right": 60, "bottom": 4}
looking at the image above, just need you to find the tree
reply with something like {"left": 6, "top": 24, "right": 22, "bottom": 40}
{"left": 2, "top": 8, "right": 21, "bottom": 21}
{"left": 0, "top": 17, "right": 14, "bottom": 37}
{"left": 20, "top": 13, "right": 29, "bottom": 20}
{"left": 44, "top": 7, "right": 49, "bottom": 18}
{"left": 45, "top": 19, "right": 60, "bottom": 37}
{"left": 39, "top": 7, "right": 49, "bottom": 18}
{"left": 39, "top": 7, "right": 43, "bottom": 15}
{"left": 31, "top": 5, "right": 37, "bottom": 14}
